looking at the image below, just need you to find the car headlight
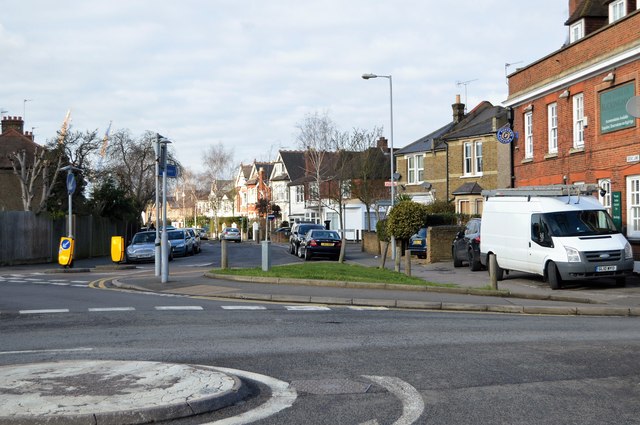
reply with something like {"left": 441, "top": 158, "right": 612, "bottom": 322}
{"left": 564, "top": 246, "right": 581, "bottom": 262}
{"left": 625, "top": 242, "right": 633, "bottom": 260}
{"left": 175, "top": 242, "right": 185, "bottom": 248}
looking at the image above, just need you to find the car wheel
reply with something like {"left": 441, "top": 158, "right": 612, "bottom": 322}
{"left": 289, "top": 243, "right": 296, "bottom": 255}
{"left": 468, "top": 249, "right": 481, "bottom": 271}
{"left": 169, "top": 250, "right": 174, "bottom": 262}
{"left": 615, "top": 276, "right": 626, "bottom": 287}
{"left": 298, "top": 246, "right": 304, "bottom": 258}
{"left": 452, "top": 247, "right": 463, "bottom": 267}
{"left": 547, "top": 261, "right": 562, "bottom": 290}
{"left": 304, "top": 249, "right": 312, "bottom": 261}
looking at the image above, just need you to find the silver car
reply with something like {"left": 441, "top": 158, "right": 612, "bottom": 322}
{"left": 220, "top": 227, "right": 241, "bottom": 242}
{"left": 126, "top": 231, "right": 173, "bottom": 263}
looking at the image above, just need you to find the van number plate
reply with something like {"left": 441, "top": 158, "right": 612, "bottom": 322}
{"left": 596, "top": 265, "right": 617, "bottom": 272}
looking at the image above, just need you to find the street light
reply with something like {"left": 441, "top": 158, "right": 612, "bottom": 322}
{"left": 362, "top": 73, "right": 396, "bottom": 259}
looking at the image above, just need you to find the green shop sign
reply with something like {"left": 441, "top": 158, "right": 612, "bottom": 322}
{"left": 600, "top": 83, "right": 635, "bottom": 134}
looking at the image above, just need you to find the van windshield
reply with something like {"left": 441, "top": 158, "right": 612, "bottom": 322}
{"left": 543, "top": 210, "right": 618, "bottom": 237}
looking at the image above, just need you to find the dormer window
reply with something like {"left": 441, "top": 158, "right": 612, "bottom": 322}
{"left": 570, "top": 19, "right": 584, "bottom": 42}
{"left": 609, "top": 0, "right": 626, "bottom": 23}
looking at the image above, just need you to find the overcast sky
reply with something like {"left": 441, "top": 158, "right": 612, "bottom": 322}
{"left": 1, "top": 1, "right": 568, "bottom": 174}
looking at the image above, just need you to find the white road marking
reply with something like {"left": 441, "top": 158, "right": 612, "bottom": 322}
{"left": 349, "top": 306, "right": 389, "bottom": 311}
{"left": 362, "top": 376, "right": 425, "bottom": 425}
{"left": 49, "top": 282, "right": 70, "bottom": 286}
{"left": 221, "top": 306, "right": 267, "bottom": 310}
{"left": 285, "top": 306, "right": 331, "bottom": 311}
{"left": 203, "top": 366, "right": 297, "bottom": 425}
{"left": 19, "top": 309, "right": 70, "bottom": 314}
{"left": 70, "top": 280, "right": 89, "bottom": 284}
{"left": 0, "top": 347, "right": 93, "bottom": 355}
{"left": 155, "top": 306, "right": 204, "bottom": 311}
{"left": 88, "top": 307, "right": 136, "bottom": 312}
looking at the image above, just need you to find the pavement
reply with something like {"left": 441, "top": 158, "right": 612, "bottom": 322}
{"left": 3, "top": 242, "right": 640, "bottom": 424}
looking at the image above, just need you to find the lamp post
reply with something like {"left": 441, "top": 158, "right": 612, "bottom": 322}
{"left": 362, "top": 73, "right": 396, "bottom": 259}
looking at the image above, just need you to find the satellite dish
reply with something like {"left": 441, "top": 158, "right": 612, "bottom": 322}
{"left": 626, "top": 96, "right": 640, "bottom": 118}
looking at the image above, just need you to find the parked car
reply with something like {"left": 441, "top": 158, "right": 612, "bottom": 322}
{"left": 274, "top": 227, "right": 291, "bottom": 237}
{"left": 167, "top": 229, "right": 195, "bottom": 256}
{"left": 187, "top": 228, "right": 201, "bottom": 254}
{"left": 195, "top": 228, "right": 209, "bottom": 240}
{"left": 125, "top": 230, "right": 173, "bottom": 263}
{"left": 298, "top": 229, "right": 342, "bottom": 261}
{"left": 452, "top": 218, "right": 482, "bottom": 271}
{"left": 220, "top": 227, "right": 241, "bottom": 242}
{"left": 289, "top": 222, "right": 326, "bottom": 256}
{"left": 408, "top": 228, "right": 427, "bottom": 259}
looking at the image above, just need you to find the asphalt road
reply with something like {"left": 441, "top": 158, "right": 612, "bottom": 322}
{"left": 2, "top": 253, "right": 640, "bottom": 424}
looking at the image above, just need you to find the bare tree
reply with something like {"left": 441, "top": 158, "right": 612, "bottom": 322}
{"left": 8, "top": 129, "right": 101, "bottom": 214}
{"left": 202, "top": 143, "right": 234, "bottom": 182}
{"left": 98, "top": 130, "right": 176, "bottom": 220}
{"left": 296, "top": 111, "right": 338, "bottom": 223}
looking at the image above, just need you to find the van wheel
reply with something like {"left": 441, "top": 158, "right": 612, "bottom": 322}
{"left": 468, "top": 250, "right": 481, "bottom": 271}
{"left": 452, "top": 248, "right": 463, "bottom": 267}
{"left": 615, "top": 276, "right": 626, "bottom": 287}
{"left": 488, "top": 253, "right": 504, "bottom": 281}
{"left": 547, "top": 261, "right": 562, "bottom": 290}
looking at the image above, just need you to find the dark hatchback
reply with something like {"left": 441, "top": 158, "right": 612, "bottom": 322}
{"left": 298, "top": 229, "right": 342, "bottom": 261}
{"left": 452, "top": 217, "right": 482, "bottom": 271}
{"left": 408, "top": 228, "right": 427, "bottom": 259}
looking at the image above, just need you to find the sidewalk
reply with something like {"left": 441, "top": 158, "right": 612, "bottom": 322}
{"left": 111, "top": 243, "right": 640, "bottom": 317}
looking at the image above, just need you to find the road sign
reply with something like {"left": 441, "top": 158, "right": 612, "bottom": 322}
{"left": 66, "top": 173, "right": 76, "bottom": 195}
{"left": 159, "top": 164, "right": 178, "bottom": 178}
{"left": 384, "top": 181, "right": 398, "bottom": 187}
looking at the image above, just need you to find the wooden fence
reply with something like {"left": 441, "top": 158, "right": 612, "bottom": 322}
{"left": 0, "top": 212, "right": 136, "bottom": 266}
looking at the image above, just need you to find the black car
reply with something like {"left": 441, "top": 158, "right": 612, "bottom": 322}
{"left": 298, "top": 229, "right": 342, "bottom": 261}
{"left": 452, "top": 217, "right": 482, "bottom": 271}
{"left": 408, "top": 228, "right": 427, "bottom": 259}
{"left": 289, "top": 222, "right": 325, "bottom": 256}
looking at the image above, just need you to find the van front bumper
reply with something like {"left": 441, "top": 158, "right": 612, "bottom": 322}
{"left": 556, "top": 259, "right": 634, "bottom": 281}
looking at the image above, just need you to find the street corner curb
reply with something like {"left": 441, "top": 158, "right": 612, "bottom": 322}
{"left": 44, "top": 267, "right": 92, "bottom": 274}
{"left": 93, "top": 264, "right": 137, "bottom": 271}
{"left": 111, "top": 279, "right": 150, "bottom": 292}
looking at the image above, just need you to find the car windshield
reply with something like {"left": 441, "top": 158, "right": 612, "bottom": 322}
{"left": 132, "top": 233, "right": 154, "bottom": 244}
{"left": 310, "top": 231, "right": 340, "bottom": 240}
{"left": 298, "top": 225, "right": 321, "bottom": 234}
{"left": 226, "top": 228, "right": 239, "bottom": 233}
{"left": 168, "top": 230, "right": 185, "bottom": 240}
{"left": 413, "top": 228, "right": 426, "bottom": 238}
{"left": 542, "top": 210, "right": 618, "bottom": 237}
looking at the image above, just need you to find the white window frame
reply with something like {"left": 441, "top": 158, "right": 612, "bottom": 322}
{"left": 548, "top": 103, "right": 558, "bottom": 154}
{"left": 407, "top": 156, "right": 415, "bottom": 183}
{"left": 609, "top": 0, "right": 626, "bottom": 23}
{"left": 573, "top": 93, "right": 585, "bottom": 148}
{"left": 627, "top": 175, "right": 640, "bottom": 238}
{"left": 599, "top": 178, "right": 612, "bottom": 215}
{"left": 406, "top": 154, "right": 424, "bottom": 184}
{"left": 463, "top": 141, "right": 483, "bottom": 176}
{"left": 524, "top": 112, "right": 534, "bottom": 159}
{"left": 570, "top": 19, "right": 584, "bottom": 43}
{"left": 295, "top": 185, "right": 304, "bottom": 203}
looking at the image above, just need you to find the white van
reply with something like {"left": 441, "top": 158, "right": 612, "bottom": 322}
{"left": 480, "top": 186, "right": 634, "bottom": 289}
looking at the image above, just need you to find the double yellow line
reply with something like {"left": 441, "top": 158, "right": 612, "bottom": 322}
{"left": 88, "top": 277, "right": 112, "bottom": 290}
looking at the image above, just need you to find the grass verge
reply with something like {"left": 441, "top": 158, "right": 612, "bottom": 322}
{"left": 211, "top": 262, "right": 456, "bottom": 287}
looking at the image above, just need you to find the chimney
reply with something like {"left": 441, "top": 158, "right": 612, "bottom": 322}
{"left": 376, "top": 136, "right": 388, "bottom": 152}
{"left": 2, "top": 116, "right": 25, "bottom": 135}
{"left": 452, "top": 95, "right": 465, "bottom": 123}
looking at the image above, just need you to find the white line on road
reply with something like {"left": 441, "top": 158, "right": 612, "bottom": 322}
{"left": 155, "top": 306, "right": 204, "bottom": 311}
{"left": 285, "top": 306, "right": 331, "bottom": 311}
{"left": 362, "top": 376, "right": 425, "bottom": 425}
{"left": 221, "top": 306, "right": 267, "bottom": 310}
{"left": 0, "top": 347, "right": 93, "bottom": 355}
{"left": 19, "top": 309, "right": 70, "bottom": 314}
{"left": 203, "top": 366, "right": 297, "bottom": 425}
{"left": 88, "top": 307, "right": 136, "bottom": 312}
{"left": 349, "top": 306, "right": 389, "bottom": 311}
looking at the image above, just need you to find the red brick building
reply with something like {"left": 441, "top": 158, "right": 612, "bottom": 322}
{"left": 505, "top": 0, "right": 640, "bottom": 254}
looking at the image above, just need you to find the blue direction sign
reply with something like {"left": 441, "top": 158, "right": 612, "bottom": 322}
{"left": 159, "top": 164, "right": 178, "bottom": 178}
{"left": 66, "top": 173, "right": 76, "bottom": 195}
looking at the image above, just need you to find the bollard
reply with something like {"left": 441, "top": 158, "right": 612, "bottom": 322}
{"left": 261, "top": 240, "right": 271, "bottom": 271}
{"left": 489, "top": 253, "right": 499, "bottom": 290}
{"left": 221, "top": 239, "right": 228, "bottom": 270}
